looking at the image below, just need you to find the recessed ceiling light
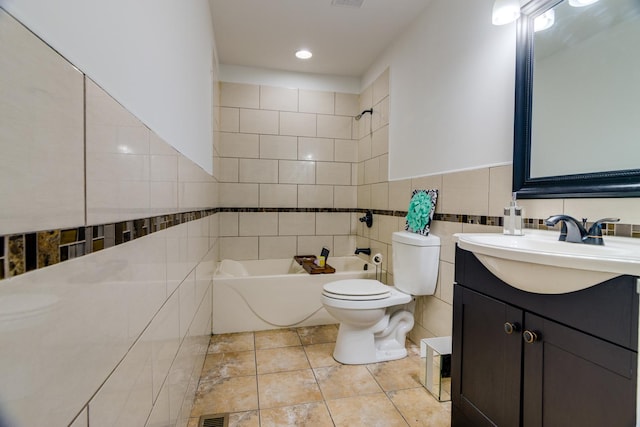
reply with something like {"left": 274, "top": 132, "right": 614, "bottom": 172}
{"left": 295, "top": 49, "right": 312, "bottom": 59}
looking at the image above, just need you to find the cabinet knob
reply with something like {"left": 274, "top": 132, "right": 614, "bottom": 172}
{"left": 523, "top": 330, "right": 538, "bottom": 344}
{"left": 503, "top": 322, "right": 520, "bottom": 335}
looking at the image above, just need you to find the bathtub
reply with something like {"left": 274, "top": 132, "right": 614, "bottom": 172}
{"left": 212, "top": 256, "right": 378, "bottom": 333}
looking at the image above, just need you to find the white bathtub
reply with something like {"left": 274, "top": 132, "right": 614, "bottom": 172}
{"left": 212, "top": 256, "right": 378, "bottom": 333}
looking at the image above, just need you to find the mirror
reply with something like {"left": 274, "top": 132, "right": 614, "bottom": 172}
{"left": 513, "top": 0, "right": 640, "bottom": 198}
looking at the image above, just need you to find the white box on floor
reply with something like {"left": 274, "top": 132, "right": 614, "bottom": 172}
{"left": 420, "top": 336, "right": 452, "bottom": 402}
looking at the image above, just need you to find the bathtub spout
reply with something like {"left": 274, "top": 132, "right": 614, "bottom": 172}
{"left": 355, "top": 248, "right": 371, "bottom": 256}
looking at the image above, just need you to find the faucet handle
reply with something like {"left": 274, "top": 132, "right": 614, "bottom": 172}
{"left": 585, "top": 218, "right": 620, "bottom": 245}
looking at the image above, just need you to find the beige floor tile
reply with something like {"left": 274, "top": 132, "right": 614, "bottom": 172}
{"left": 187, "top": 417, "right": 199, "bottom": 427}
{"left": 388, "top": 387, "right": 451, "bottom": 427}
{"left": 297, "top": 324, "right": 338, "bottom": 345}
{"left": 367, "top": 355, "right": 423, "bottom": 391}
{"left": 191, "top": 376, "right": 258, "bottom": 416}
{"left": 209, "top": 332, "right": 255, "bottom": 353}
{"left": 406, "top": 340, "right": 421, "bottom": 357}
{"left": 255, "top": 328, "right": 301, "bottom": 349}
{"left": 314, "top": 365, "right": 382, "bottom": 400}
{"left": 200, "top": 351, "right": 256, "bottom": 382}
{"left": 259, "top": 402, "right": 334, "bottom": 427}
{"left": 257, "top": 369, "right": 323, "bottom": 409}
{"left": 304, "top": 343, "right": 340, "bottom": 368}
{"left": 229, "top": 410, "right": 260, "bottom": 427}
{"left": 326, "top": 393, "right": 409, "bottom": 427}
{"left": 256, "top": 346, "right": 310, "bottom": 374}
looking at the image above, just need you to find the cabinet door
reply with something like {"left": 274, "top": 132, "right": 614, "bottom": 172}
{"left": 453, "top": 285, "right": 523, "bottom": 426}
{"left": 523, "top": 313, "right": 637, "bottom": 427}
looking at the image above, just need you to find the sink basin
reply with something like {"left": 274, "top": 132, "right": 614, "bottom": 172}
{"left": 455, "top": 230, "right": 640, "bottom": 294}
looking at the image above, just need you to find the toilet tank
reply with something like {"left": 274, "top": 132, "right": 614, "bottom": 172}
{"left": 391, "top": 231, "right": 441, "bottom": 296}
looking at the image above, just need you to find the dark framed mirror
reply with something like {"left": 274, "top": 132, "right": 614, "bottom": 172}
{"left": 513, "top": 0, "right": 640, "bottom": 198}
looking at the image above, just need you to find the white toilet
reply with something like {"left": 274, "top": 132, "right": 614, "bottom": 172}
{"left": 321, "top": 231, "right": 440, "bottom": 364}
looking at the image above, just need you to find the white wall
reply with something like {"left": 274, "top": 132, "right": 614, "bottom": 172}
{"left": 0, "top": 0, "right": 215, "bottom": 174}
{"left": 364, "top": 0, "right": 516, "bottom": 180}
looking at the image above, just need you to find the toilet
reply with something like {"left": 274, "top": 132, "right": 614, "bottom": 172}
{"left": 321, "top": 231, "right": 440, "bottom": 364}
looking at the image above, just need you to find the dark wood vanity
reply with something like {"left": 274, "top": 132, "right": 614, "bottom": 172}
{"left": 452, "top": 245, "right": 638, "bottom": 426}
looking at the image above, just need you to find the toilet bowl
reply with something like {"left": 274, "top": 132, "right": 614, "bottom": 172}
{"left": 322, "top": 231, "right": 440, "bottom": 364}
{"left": 322, "top": 279, "right": 414, "bottom": 364}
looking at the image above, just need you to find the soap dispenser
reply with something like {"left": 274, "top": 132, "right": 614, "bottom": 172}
{"left": 503, "top": 193, "right": 524, "bottom": 236}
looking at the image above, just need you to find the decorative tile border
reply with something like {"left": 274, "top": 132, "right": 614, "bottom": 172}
{"left": 0, "top": 210, "right": 216, "bottom": 281}
{"left": 2, "top": 207, "right": 637, "bottom": 281}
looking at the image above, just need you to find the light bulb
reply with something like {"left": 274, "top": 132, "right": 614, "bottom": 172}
{"left": 534, "top": 9, "right": 555, "bottom": 32}
{"left": 295, "top": 49, "right": 312, "bottom": 60}
{"left": 492, "top": 0, "right": 521, "bottom": 25}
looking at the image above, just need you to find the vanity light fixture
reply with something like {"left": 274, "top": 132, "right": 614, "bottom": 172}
{"left": 534, "top": 8, "right": 555, "bottom": 32}
{"left": 295, "top": 49, "right": 312, "bottom": 59}
{"left": 568, "top": 0, "right": 599, "bottom": 7}
{"left": 492, "top": 0, "right": 521, "bottom": 25}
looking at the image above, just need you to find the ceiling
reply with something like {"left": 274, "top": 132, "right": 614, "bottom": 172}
{"left": 209, "top": 0, "right": 432, "bottom": 77}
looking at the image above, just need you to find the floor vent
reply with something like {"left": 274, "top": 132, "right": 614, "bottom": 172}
{"left": 198, "top": 413, "right": 229, "bottom": 427}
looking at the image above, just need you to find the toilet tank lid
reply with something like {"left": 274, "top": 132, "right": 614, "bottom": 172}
{"left": 392, "top": 231, "right": 440, "bottom": 246}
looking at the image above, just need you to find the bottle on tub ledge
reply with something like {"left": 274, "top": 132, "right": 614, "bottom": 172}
{"left": 503, "top": 192, "right": 524, "bottom": 236}
{"left": 315, "top": 247, "right": 330, "bottom": 267}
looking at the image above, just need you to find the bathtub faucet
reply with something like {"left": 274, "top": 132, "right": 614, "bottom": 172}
{"left": 354, "top": 248, "right": 371, "bottom": 256}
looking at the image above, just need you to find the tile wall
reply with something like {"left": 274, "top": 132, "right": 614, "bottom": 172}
{"left": 216, "top": 82, "right": 361, "bottom": 259}
{"left": 0, "top": 9, "right": 219, "bottom": 427}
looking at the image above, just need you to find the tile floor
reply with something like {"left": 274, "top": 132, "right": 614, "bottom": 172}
{"left": 188, "top": 324, "right": 451, "bottom": 426}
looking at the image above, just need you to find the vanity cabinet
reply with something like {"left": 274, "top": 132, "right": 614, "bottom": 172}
{"left": 452, "top": 245, "right": 638, "bottom": 427}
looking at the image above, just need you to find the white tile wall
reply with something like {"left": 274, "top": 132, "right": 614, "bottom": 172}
{"left": 220, "top": 107, "right": 239, "bottom": 132}
{"left": 0, "top": 7, "right": 86, "bottom": 231}
{"left": 239, "top": 212, "right": 278, "bottom": 236}
{"left": 317, "top": 115, "right": 353, "bottom": 139}
{"left": 260, "top": 85, "right": 298, "bottom": 111}
{"left": 260, "top": 184, "right": 297, "bottom": 208}
{"left": 0, "top": 218, "right": 215, "bottom": 427}
{"left": 317, "top": 162, "right": 352, "bottom": 186}
{"left": 239, "top": 159, "right": 278, "bottom": 183}
{"left": 298, "top": 185, "right": 333, "bottom": 208}
{"left": 279, "top": 160, "right": 316, "bottom": 184}
{"left": 259, "top": 236, "right": 297, "bottom": 259}
{"left": 240, "top": 109, "right": 279, "bottom": 135}
{"left": 219, "top": 183, "right": 259, "bottom": 207}
{"left": 278, "top": 212, "right": 316, "bottom": 236}
{"left": 220, "top": 132, "right": 260, "bottom": 158}
{"left": 280, "top": 112, "right": 317, "bottom": 137}
{"left": 334, "top": 186, "right": 357, "bottom": 209}
{"left": 260, "top": 135, "right": 297, "bottom": 160}
{"left": 220, "top": 82, "right": 259, "bottom": 108}
{"left": 299, "top": 90, "right": 334, "bottom": 114}
{"left": 335, "top": 92, "right": 359, "bottom": 117}
{"left": 299, "top": 137, "right": 334, "bottom": 161}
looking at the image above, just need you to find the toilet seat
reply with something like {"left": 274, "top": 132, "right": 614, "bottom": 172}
{"left": 322, "top": 279, "right": 391, "bottom": 301}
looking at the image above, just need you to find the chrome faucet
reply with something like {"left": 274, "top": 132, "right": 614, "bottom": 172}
{"left": 544, "top": 215, "right": 619, "bottom": 245}
{"left": 354, "top": 248, "right": 371, "bottom": 256}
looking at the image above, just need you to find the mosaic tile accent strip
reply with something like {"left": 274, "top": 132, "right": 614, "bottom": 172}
{"left": 1, "top": 207, "right": 637, "bottom": 282}
{"left": 8, "top": 235, "right": 25, "bottom": 277}
{"left": 1, "top": 209, "right": 216, "bottom": 282}
{"left": 0, "top": 236, "right": 4, "bottom": 280}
